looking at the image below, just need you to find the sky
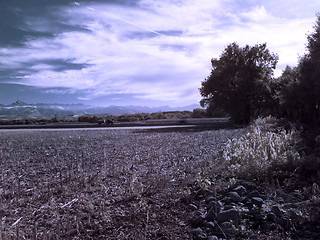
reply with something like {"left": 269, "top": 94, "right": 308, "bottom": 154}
{"left": 0, "top": 0, "right": 319, "bottom": 107}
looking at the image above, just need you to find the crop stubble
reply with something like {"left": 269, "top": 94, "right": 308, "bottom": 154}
{"left": 0, "top": 127, "right": 244, "bottom": 239}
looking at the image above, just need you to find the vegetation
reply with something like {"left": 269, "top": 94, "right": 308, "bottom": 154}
{"left": 77, "top": 111, "right": 195, "bottom": 123}
{"left": 223, "top": 117, "right": 301, "bottom": 181}
{"left": 197, "top": 14, "right": 320, "bottom": 239}
{"left": 200, "top": 13, "right": 320, "bottom": 126}
{"left": 275, "top": 14, "right": 320, "bottom": 125}
{"left": 200, "top": 43, "right": 278, "bottom": 124}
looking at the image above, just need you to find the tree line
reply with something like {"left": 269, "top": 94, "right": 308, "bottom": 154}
{"left": 200, "top": 14, "right": 320, "bottom": 125}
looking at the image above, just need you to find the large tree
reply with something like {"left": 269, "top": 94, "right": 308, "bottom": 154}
{"left": 278, "top": 13, "right": 320, "bottom": 124}
{"left": 200, "top": 43, "right": 278, "bottom": 123}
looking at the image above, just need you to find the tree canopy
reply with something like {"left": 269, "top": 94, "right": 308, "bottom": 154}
{"left": 276, "top": 13, "right": 320, "bottom": 124}
{"left": 200, "top": 43, "right": 278, "bottom": 123}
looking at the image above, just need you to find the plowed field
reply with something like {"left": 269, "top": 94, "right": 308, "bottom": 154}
{"left": 0, "top": 126, "right": 245, "bottom": 239}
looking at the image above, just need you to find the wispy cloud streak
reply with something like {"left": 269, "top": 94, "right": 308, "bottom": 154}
{"left": 0, "top": 0, "right": 319, "bottom": 106}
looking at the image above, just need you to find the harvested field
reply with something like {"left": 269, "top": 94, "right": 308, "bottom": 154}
{"left": 0, "top": 126, "right": 245, "bottom": 239}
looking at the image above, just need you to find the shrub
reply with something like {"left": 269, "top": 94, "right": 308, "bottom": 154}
{"left": 191, "top": 108, "right": 206, "bottom": 118}
{"left": 222, "top": 117, "right": 301, "bottom": 181}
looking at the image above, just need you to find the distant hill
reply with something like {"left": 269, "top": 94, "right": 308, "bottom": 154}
{"left": 0, "top": 101, "right": 201, "bottom": 120}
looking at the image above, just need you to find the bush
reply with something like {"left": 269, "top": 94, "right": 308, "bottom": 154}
{"left": 78, "top": 115, "right": 100, "bottom": 123}
{"left": 222, "top": 117, "right": 301, "bottom": 181}
{"left": 191, "top": 108, "right": 206, "bottom": 118}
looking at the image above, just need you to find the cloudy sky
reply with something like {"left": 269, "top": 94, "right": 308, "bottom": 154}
{"left": 0, "top": 0, "right": 319, "bottom": 107}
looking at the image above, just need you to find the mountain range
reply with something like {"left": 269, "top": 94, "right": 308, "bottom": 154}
{"left": 0, "top": 101, "right": 201, "bottom": 120}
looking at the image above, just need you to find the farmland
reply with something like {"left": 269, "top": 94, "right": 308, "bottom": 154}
{"left": 0, "top": 126, "right": 245, "bottom": 239}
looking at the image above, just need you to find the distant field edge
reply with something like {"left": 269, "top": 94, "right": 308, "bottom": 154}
{"left": 0, "top": 118, "right": 243, "bottom": 130}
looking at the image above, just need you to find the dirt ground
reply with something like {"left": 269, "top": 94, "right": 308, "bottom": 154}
{"left": 0, "top": 126, "right": 245, "bottom": 239}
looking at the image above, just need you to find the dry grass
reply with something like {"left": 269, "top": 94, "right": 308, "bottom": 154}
{"left": 0, "top": 127, "right": 245, "bottom": 239}
{"left": 223, "top": 117, "right": 301, "bottom": 181}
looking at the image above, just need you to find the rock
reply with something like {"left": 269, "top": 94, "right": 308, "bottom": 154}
{"left": 220, "top": 221, "right": 236, "bottom": 235}
{"left": 271, "top": 206, "right": 284, "bottom": 218}
{"left": 228, "top": 191, "right": 243, "bottom": 202}
{"left": 251, "top": 197, "right": 264, "bottom": 208}
{"left": 194, "top": 209, "right": 204, "bottom": 217}
{"left": 266, "top": 212, "right": 277, "bottom": 222}
{"left": 207, "top": 200, "right": 223, "bottom": 213}
{"left": 205, "top": 207, "right": 217, "bottom": 221}
{"left": 221, "top": 196, "right": 231, "bottom": 205}
{"left": 223, "top": 205, "right": 234, "bottom": 211}
{"left": 261, "top": 221, "right": 277, "bottom": 231}
{"left": 191, "top": 215, "right": 205, "bottom": 227}
{"left": 277, "top": 216, "right": 289, "bottom": 229}
{"left": 0, "top": 208, "right": 6, "bottom": 218}
{"left": 233, "top": 185, "right": 246, "bottom": 196}
{"left": 189, "top": 203, "right": 198, "bottom": 211}
{"left": 191, "top": 227, "right": 207, "bottom": 240}
{"left": 208, "top": 235, "right": 219, "bottom": 240}
{"left": 249, "top": 208, "right": 264, "bottom": 222}
{"left": 289, "top": 208, "right": 305, "bottom": 223}
{"left": 206, "top": 196, "right": 216, "bottom": 203}
{"left": 247, "top": 190, "right": 260, "bottom": 199}
{"left": 244, "top": 201, "right": 254, "bottom": 210}
{"left": 216, "top": 209, "right": 240, "bottom": 224}
{"left": 204, "top": 221, "right": 216, "bottom": 232}
{"left": 315, "top": 135, "right": 320, "bottom": 149}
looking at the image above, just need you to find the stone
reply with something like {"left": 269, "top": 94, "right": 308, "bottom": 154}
{"left": 204, "top": 221, "right": 216, "bottom": 232}
{"left": 205, "top": 207, "right": 217, "bottom": 221}
{"left": 194, "top": 209, "right": 204, "bottom": 217}
{"left": 216, "top": 209, "right": 240, "bottom": 224}
{"left": 223, "top": 205, "right": 235, "bottom": 211}
{"left": 189, "top": 203, "right": 198, "bottom": 211}
{"left": 244, "top": 201, "right": 254, "bottom": 210}
{"left": 221, "top": 196, "right": 231, "bottom": 205}
{"left": 233, "top": 185, "right": 246, "bottom": 196}
{"left": 228, "top": 191, "right": 243, "bottom": 202}
{"left": 208, "top": 235, "right": 219, "bottom": 240}
{"left": 251, "top": 197, "right": 264, "bottom": 208}
{"left": 271, "top": 206, "right": 284, "bottom": 218}
{"left": 191, "top": 227, "right": 207, "bottom": 240}
{"left": 266, "top": 212, "right": 277, "bottom": 222}
{"left": 191, "top": 215, "right": 205, "bottom": 227}
{"left": 261, "top": 221, "right": 277, "bottom": 231}
{"left": 220, "top": 222, "right": 236, "bottom": 235}
{"left": 206, "top": 196, "right": 216, "bottom": 203}
{"left": 315, "top": 135, "right": 320, "bottom": 149}
{"left": 277, "top": 216, "right": 289, "bottom": 229}
{"left": 249, "top": 208, "right": 264, "bottom": 222}
{"left": 207, "top": 200, "right": 223, "bottom": 213}
{"left": 247, "top": 190, "right": 260, "bottom": 199}
{"left": 289, "top": 208, "right": 305, "bottom": 223}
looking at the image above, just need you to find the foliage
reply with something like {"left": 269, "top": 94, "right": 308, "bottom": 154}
{"left": 77, "top": 115, "right": 100, "bottom": 123}
{"left": 223, "top": 117, "right": 301, "bottom": 181}
{"left": 276, "top": 14, "right": 320, "bottom": 125}
{"left": 77, "top": 111, "right": 196, "bottom": 123}
{"left": 200, "top": 43, "right": 278, "bottom": 124}
{"left": 191, "top": 108, "right": 206, "bottom": 118}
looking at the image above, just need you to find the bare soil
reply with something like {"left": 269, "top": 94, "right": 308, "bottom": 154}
{"left": 0, "top": 126, "right": 245, "bottom": 239}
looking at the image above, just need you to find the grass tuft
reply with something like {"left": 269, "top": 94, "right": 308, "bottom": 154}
{"left": 223, "top": 117, "right": 301, "bottom": 181}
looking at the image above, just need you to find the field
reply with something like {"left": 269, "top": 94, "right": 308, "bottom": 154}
{"left": 0, "top": 126, "right": 245, "bottom": 239}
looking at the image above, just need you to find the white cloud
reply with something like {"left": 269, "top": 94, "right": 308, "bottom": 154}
{"left": 241, "top": 6, "right": 274, "bottom": 22}
{"left": 0, "top": 0, "right": 319, "bottom": 106}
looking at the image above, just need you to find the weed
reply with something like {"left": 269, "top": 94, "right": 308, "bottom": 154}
{"left": 223, "top": 117, "right": 301, "bottom": 181}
